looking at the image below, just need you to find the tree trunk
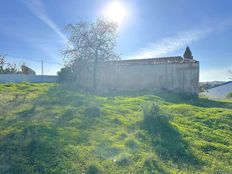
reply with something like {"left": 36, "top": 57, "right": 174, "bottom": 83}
{"left": 93, "top": 52, "right": 98, "bottom": 92}
{"left": 93, "top": 61, "right": 97, "bottom": 92}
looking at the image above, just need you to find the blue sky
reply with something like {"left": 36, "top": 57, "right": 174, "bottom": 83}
{"left": 0, "top": 0, "right": 232, "bottom": 81}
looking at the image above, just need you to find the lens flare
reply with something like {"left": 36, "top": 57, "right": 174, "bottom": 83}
{"left": 102, "top": 1, "right": 128, "bottom": 27}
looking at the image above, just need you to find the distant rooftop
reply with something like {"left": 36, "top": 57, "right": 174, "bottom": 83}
{"left": 209, "top": 81, "right": 232, "bottom": 89}
{"left": 107, "top": 56, "right": 198, "bottom": 65}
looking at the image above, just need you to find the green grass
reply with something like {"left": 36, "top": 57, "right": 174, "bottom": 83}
{"left": 0, "top": 82, "right": 232, "bottom": 174}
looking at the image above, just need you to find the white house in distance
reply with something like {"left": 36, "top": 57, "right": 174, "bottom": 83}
{"left": 203, "top": 81, "right": 232, "bottom": 99}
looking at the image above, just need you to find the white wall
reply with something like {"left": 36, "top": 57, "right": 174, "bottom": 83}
{"left": 0, "top": 74, "right": 58, "bottom": 83}
{"left": 79, "top": 62, "right": 199, "bottom": 94}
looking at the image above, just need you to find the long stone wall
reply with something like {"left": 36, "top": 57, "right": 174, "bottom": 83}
{"left": 79, "top": 62, "right": 199, "bottom": 94}
{"left": 0, "top": 74, "right": 58, "bottom": 83}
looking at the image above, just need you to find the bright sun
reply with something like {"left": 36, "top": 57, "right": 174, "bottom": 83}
{"left": 103, "top": 1, "right": 128, "bottom": 27}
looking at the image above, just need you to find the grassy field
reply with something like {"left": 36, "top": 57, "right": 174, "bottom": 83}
{"left": 0, "top": 83, "right": 232, "bottom": 174}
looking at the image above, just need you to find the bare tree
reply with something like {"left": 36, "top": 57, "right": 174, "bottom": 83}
{"left": 0, "top": 55, "right": 6, "bottom": 73}
{"left": 0, "top": 55, "right": 21, "bottom": 74}
{"left": 63, "top": 19, "right": 120, "bottom": 91}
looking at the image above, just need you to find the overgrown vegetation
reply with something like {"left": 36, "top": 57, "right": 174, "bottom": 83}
{"left": 199, "top": 81, "right": 226, "bottom": 92}
{"left": 0, "top": 83, "right": 232, "bottom": 173}
{"left": 0, "top": 55, "right": 22, "bottom": 74}
{"left": 0, "top": 55, "right": 34, "bottom": 75}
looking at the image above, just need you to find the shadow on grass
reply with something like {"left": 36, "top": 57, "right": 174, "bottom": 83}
{"left": 0, "top": 84, "right": 101, "bottom": 173}
{"left": 151, "top": 90, "right": 232, "bottom": 109}
{"left": 101, "top": 89, "right": 232, "bottom": 109}
{"left": 141, "top": 119, "right": 201, "bottom": 166}
{"left": 23, "top": 84, "right": 101, "bottom": 133}
{"left": 140, "top": 103, "right": 201, "bottom": 167}
{"left": 17, "top": 105, "right": 36, "bottom": 119}
{"left": 35, "top": 85, "right": 86, "bottom": 107}
{"left": 0, "top": 123, "right": 63, "bottom": 174}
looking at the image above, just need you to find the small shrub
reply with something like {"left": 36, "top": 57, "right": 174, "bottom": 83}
{"left": 141, "top": 102, "right": 169, "bottom": 134}
{"left": 143, "top": 102, "right": 161, "bottom": 118}
{"left": 57, "top": 67, "right": 75, "bottom": 82}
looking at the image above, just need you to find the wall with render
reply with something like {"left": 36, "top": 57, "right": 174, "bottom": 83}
{"left": 0, "top": 74, "right": 58, "bottom": 83}
{"left": 79, "top": 61, "right": 200, "bottom": 94}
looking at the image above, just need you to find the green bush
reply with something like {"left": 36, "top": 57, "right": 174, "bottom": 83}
{"left": 141, "top": 102, "right": 169, "bottom": 134}
{"left": 57, "top": 67, "right": 75, "bottom": 82}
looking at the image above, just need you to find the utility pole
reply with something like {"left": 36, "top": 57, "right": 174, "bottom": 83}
{"left": 42, "top": 60, "right": 44, "bottom": 76}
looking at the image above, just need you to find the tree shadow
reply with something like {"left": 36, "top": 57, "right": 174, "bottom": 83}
{"left": 1, "top": 84, "right": 95, "bottom": 173}
{"left": 188, "top": 97, "right": 232, "bottom": 109}
{"left": 0, "top": 121, "right": 62, "bottom": 174}
{"left": 152, "top": 90, "right": 232, "bottom": 109}
{"left": 25, "top": 84, "right": 100, "bottom": 133}
{"left": 34, "top": 85, "right": 86, "bottom": 108}
{"left": 140, "top": 113, "right": 201, "bottom": 167}
{"left": 102, "top": 89, "right": 232, "bottom": 109}
{"left": 16, "top": 105, "right": 36, "bottom": 120}
{"left": 143, "top": 157, "right": 169, "bottom": 174}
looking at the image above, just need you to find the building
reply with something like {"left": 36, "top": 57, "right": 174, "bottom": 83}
{"left": 79, "top": 47, "right": 200, "bottom": 94}
{"left": 21, "top": 65, "right": 36, "bottom": 75}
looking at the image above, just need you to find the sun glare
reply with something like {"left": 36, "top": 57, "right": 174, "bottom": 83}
{"left": 103, "top": 1, "right": 128, "bottom": 27}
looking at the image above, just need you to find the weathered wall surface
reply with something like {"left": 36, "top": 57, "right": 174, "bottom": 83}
{"left": 0, "top": 74, "right": 58, "bottom": 83}
{"left": 80, "top": 62, "right": 199, "bottom": 94}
